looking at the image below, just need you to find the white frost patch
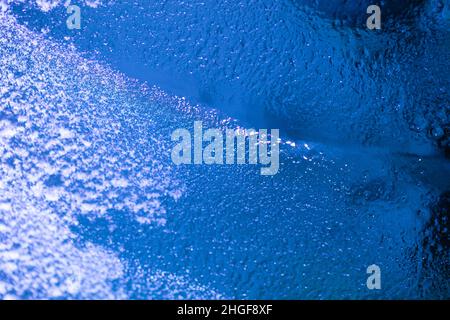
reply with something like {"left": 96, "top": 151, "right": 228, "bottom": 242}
{"left": 44, "top": 188, "right": 62, "bottom": 201}
{"left": 0, "top": 181, "right": 125, "bottom": 299}
{"left": 35, "top": 0, "right": 62, "bottom": 12}
{"left": 111, "top": 178, "right": 129, "bottom": 188}
{"left": 0, "top": 0, "right": 109, "bottom": 12}
{"left": 0, "top": 12, "right": 228, "bottom": 300}
{"left": 0, "top": 120, "right": 19, "bottom": 139}
{"left": 58, "top": 127, "right": 75, "bottom": 139}
{"left": 0, "top": 202, "right": 12, "bottom": 211}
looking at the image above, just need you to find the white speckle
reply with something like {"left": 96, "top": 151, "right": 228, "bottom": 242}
{"left": 111, "top": 178, "right": 129, "bottom": 188}
{"left": 0, "top": 281, "right": 7, "bottom": 295}
{"left": 45, "top": 189, "right": 61, "bottom": 202}
{"left": 0, "top": 202, "right": 12, "bottom": 211}
{"left": 58, "top": 128, "right": 75, "bottom": 139}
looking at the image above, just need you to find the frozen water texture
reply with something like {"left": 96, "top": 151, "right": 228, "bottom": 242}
{"left": 0, "top": 0, "right": 449, "bottom": 299}
{"left": 9, "top": 0, "right": 449, "bottom": 154}
{"left": 0, "top": 13, "right": 224, "bottom": 299}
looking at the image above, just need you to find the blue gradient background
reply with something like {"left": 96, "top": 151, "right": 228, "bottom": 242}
{"left": 0, "top": 0, "right": 449, "bottom": 299}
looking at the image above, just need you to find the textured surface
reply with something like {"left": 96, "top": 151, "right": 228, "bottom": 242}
{"left": 10, "top": 0, "right": 449, "bottom": 152}
{"left": 0, "top": 0, "right": 449, "bottom": 299}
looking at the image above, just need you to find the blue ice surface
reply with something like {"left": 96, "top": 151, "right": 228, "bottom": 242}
{"left": 0, "top": 0, "right": 449, "bottom": 299}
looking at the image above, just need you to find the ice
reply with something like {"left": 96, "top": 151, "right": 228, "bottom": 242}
{"left": 0, "top": 0, "right": 449, "bottom": 299}
{"left": 8, "top": 0, "right": 448, "bottom": 154}
{"left": 0, "top": 13, "right": 224, "bottom": 299}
